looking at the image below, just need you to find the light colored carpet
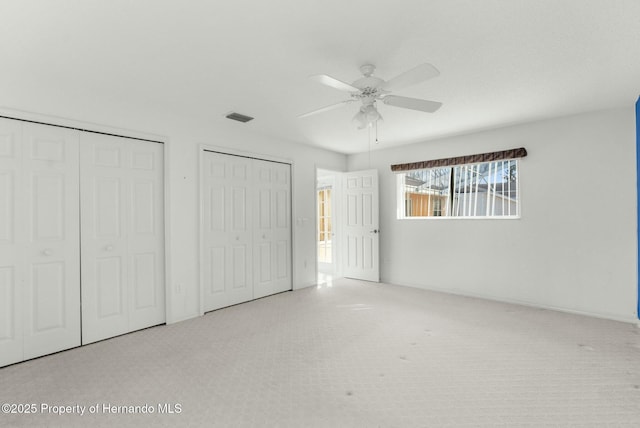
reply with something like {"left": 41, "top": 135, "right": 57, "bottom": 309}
{"left": 1, "top": 278, "right": 639, "bottom": 427}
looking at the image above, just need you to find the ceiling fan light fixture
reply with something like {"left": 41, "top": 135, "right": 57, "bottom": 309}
{"left": 352, "top": 111, "right": 366, "bottom": 129}
{"left": 352, "top": 104, "right": 382, "bottom": 129}
{"left": 364, "top": 104, "right": 382, "bottom": 122}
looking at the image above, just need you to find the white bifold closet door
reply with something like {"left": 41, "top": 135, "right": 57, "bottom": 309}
{"left": 202, "top": 151, "right": 291, "bottom": 312}
{"left": 0, "top": 118, "right": 81, "bottom": 367}
{"left": 80, "top": 132, "right": 165, "bottom": 345}
{"left": 252, "top": 159, "right": 292, "bottom": 299}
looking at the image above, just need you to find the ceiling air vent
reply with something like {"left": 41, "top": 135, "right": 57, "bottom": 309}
{"left": 225, "top": 112, "right": 254, "bottom": 123}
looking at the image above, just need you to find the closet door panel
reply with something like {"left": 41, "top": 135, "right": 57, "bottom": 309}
{"left": 203, "top": 152, "right": 253, "bottom": 311}
{"left": 80, "top": 134, "right": 128, "bottom": 344}
{"left": 127, "top": 140, "right": 164, "bottom": 331}
{"left": 202, "top": 153, "right": 228, "bottom": 311}
{"left": 253, "top": 161, "right": 274, "bottom": 299}
{"left": 22, "top": 123, "right": 80, "bottom": 359}
{"left": 230, "top": 155, "right": 252, "bottom": 305}
{"left": 0, "top": 118, "right": 24, "bottom": 366}
{"left": 81, "top": 134, "right": 165, "bottom": 344}
{"left": 272, "top": 163, "right": 291, "bottom": 293}
{"left": 253, "top": 160, "right": 291, "bottom": 299}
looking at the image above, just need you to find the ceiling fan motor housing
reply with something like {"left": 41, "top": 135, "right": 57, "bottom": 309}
{"left": 352, "top": 65, "right": 386, "bottom": 106}
{"left": 352, "top": 76, "right": 385, "bottom": 91}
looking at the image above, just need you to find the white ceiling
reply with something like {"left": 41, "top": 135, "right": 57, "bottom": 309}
{"left": 1, "top": 0, "right": 639, "bottom": 154}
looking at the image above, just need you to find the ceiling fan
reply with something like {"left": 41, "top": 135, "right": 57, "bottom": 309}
{"left": 299, "top": 63, "right": 442, "bottom": 129}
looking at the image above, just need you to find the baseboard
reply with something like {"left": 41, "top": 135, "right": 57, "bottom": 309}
{"left": 387, "top": 280, "right": 638, "bottom": 325}
{"left": 293, "top": 281, "right": 317, "bottom": 290}
{"left": 166, "top": 312, "right": 201, "bottom": 325}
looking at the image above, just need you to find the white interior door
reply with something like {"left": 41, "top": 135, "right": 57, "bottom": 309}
{"left": 203, "top": 151, "right": 254, "bottom": 311}
{"left": 342, "top": 169, "right": 379, "bottom": 282}
{"left": 0, "top": 118, "right": 81, "bottom": 366}
{"left": 80, "top": 133, "right": 165, "bottom": 344}
{"left": 253, "top": 159, "right": 291, "bottom": 299}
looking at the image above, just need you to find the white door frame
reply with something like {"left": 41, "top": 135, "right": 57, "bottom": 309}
{"left": 198, "top": 144, "right": 294, "bottom": 316}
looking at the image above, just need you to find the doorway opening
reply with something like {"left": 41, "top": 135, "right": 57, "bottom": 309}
{"left": 315, "top": 168, "right": 380, "bottom": 285}
{"left": 316, "top": 168, "right": 340, "bottom": 285}
{"left": 317, "top": 186, "right": 332, "bottom": 266}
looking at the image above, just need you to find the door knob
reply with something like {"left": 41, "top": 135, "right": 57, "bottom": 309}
{"left": 370, "top": 229, "right": 379, "bottom": 234}
{"left": 105, "top": 245, "right": 114, "bottom": 251}
{"left": 42, "top": 249, "right": 53, "bottom": 256}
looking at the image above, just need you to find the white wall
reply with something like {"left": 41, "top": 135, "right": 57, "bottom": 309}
{"left": 347, "top": 108, "right": 637, "bottom": 322}
{"left": 0, "top": 106, "right": 346, "bottom": 324}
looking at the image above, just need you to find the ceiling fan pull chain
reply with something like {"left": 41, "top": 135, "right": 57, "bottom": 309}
{"left": 375, "top": 121, "right": 379, "bottom": 144}
{"left": 368, "top": 125, "right": 372, "bottom": 168}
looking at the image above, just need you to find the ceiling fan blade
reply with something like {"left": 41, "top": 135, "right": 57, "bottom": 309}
{"left": 382, "top": 63, "right": 440, "bottom": 91}
{"left": 310, "top": 74, "right": 360, "bottom": 92}
{"left": 382, "top": 95, "right": 442, "bottom": 113}
{"left": 298, "top": 100, "right": 353, "bottom": 118}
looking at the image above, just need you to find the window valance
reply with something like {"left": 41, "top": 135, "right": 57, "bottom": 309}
{"left": 390, "top": 147, "right": 527, "bottom": 172}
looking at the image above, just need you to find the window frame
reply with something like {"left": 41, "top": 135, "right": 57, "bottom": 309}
{"left": 396, "top": 159, "right": 521, "bottom": 220}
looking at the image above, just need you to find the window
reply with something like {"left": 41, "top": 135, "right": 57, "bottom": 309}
{"left": 397, "top": 159, "right": 520, "bottom": 218}
{"left": 402, "top": 167, "right": 451, "bottom": 217}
